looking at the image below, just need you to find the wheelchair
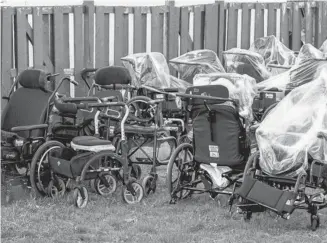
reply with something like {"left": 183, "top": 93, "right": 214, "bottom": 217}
{"left": 1, "top": 69, "right": 77, "bottom": 178}
{"left": 29, "top": 97, "right": 144, "bottom": 208}
{"left": 166, "top": 84, "right": 251, "bottom": 204}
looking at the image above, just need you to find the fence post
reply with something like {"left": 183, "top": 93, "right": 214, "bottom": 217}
{"left": 83, "top": 0, "right": 95, "bottom": 68}
{"left": 166, "top": 0, "right": 179, "bottom": 75}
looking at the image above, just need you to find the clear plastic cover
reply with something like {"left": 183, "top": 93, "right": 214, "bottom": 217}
{"left": 223, "top": 48, "right": 272, "bottom": 82}
{"left": 121, "top": 52, "right": 191, "bottom": 92}
{"left": 169, "top": 49, "right": 225, "bottom": 82}
{"left": 257, "top": 59, "right": 327, "bottom": 92}
{"left": 294, "top": 43, "right": 325, "bottom": 65}
{"left": 249, "top": 35, "right": 296, "bottom": 66}
{"left": 320, "top": 39, "right": 327, "bottom": 53}
{"left": 256, "top": 66, "right": 327, "bottom": 176}
{"left": 193, "top": 73, "right": 257, "bottom": 121}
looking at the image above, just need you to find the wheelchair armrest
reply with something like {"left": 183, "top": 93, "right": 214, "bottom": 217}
{"left": 163, "top": 88, "right": 179, "bottom": 93}
{"left": 317, "top": 131, "right": 327, "bottom": 140}
{"left": 11, "top": 124, "right": 48, "bottom": 133}
{"left": 2, "top": 96, "right": 10, "bottom": 101}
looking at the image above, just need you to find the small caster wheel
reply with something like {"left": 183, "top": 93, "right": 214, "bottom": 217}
{"left": 95, "top": 174, "right": 117, "bottom": 196}
{"left": 73, "top": 186, "right": 88, "bottom": 208}
{"left": 243, "top": 211, "right": 252, "bottom": 222}
{"left": 142, "top": 175, "right": 156, "bottom": 196}
{"left": 311, "top": 215, "right": 320, "bottom": 231}
{"left": 47, "top": 180, "right": 59, "bottom": 198}
{"left": 122, "top": 181, "right": 144, "bottom": 204}
{"left": 89, "top": 179, "right": 96, "bottom": 192}
{"left": 131, "top": 165, "right": 142, "bottom": 180}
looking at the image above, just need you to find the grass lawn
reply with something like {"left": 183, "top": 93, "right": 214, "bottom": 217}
{"left": 2, "top": 167, "right": 327, "bottom": 243}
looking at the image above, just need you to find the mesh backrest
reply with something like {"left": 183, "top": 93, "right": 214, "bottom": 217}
{"left": 1, "top": 88, "right": 51, "bottom": 137}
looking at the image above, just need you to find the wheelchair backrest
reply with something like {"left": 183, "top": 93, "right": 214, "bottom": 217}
{"left": 185, "top": 84, "right": 229, "bottom": 106}
{"left": 188, "top": 85, "right": 249, "bottom": 167}
{"left": 94, "top": 66, "right": 131, "bottom": 85}
{"left": 1, "top": 69, "right": 52, "bottom": 137}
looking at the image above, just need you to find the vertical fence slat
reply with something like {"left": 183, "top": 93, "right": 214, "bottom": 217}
{"left": 33, "top": 7, "right": 44, "bottom": 68}
{"left": 43, "top": 14, "right": 54, "bottom": 73}
{"left": 180, "top": 7, "right": 190, "bottom": 55}
{"left": 305, "top": 2, "right": 313, "bottom": 45}
{"left": 267, "top": 4, "right": 276, "bottom": 36}
{"left": 292, "top": 3, "right": 301, "bottom": 51}
{"left": 241, "top": 4, "right": 250, "bottom": 49}
{"left": 114, "top": 7, "right": 128, "bottom": 66}
{"left": 95, "top": 7, "right": 105, "bottom": 67}
{"left": 63, "top": 14, "right": 70, "bottom": 70}
{"left": 315, "top": 2, "right": 323, "bottom": 47}
{"left": 74, "top": 6, "right": 86, "bottom": 97}
{"left": 321, "top": 2, "right": 327, "bottom": 47}
{"left": 54, "top": 7, "right": 69, "bottom": 94}
{"left": 193, "top": 7, "right": 204, "bottom": 50}
{"left": 227, "top": 4, "right": 237, "bottom": 49}
{"left": 16, "top": 8, "right": 28, "bottom": 74}
{"left": 218, "top": 1, "right": 226, "bottom": 60}
{"left": 1, "top": 7, "right": 14, "bottom": 110}
{"left": 167, "top": 3, "right": 179, "bottom": 72}
{"left": 204, "top": 3, "right": 219, "bottom": 53}
{"left": 255, "top": 3, "right": 264, "bottom": 40}
{"left": 151, "top": 7, "right": 164, "bottom": 53}
{"left": 134, "top": 7, "right": 147, "bottom": 53}
{"left": 84, "top": 1, "right": 95, "bottom": 68}
{"left": 280, "top": 3, "right": 289, "bottom": 47}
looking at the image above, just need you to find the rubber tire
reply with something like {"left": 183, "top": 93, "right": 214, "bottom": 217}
{"left": 142, "top": 175, "right": 156, "bottom": 196}
{"left": 95, "top": 174, "right": 117, "bottom": 196}
{"left": 30, "top": 140, "right": 65, "bottom": 197}
{"left": 73, "top": 187, "right": 89, "bottom": 209}
{"left": 121, "top": 181, "right": 144, "bottom": 204}
{"left": 126, "top": 96, "right": 154, "bottom": 123}
{"left": 166, "top": 143, "right": 193, "bottom": 198}
{"left": 131, "top": 165, "right": 142, "bottom": 180}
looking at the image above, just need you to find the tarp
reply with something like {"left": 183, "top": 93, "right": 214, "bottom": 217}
{"left": 256, "top": 66, "right": 327, "bottom": 176}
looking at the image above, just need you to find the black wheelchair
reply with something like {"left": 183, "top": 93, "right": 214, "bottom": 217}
{"left": 1, "top": 69, "right": 77, "bottom": 178}
{"left": 166, "top": 84, "right": 252, "bottom": 204}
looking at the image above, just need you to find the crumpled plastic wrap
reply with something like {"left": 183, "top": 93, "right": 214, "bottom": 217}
{"left": 256, "top": 66, "right": 327, "bottom": 176}
{"left": 169, "top": 49, "right": 225, "bottom": 82}
{"left": 193, "top": 73, "right": 257, "bottom": 121}
{"left": 121, "top": 52, "right": 191, "bottom": 92}
{"left": 257, "top": 59, "right": 327, "bottom": 92}
{"left": 294, "top": 44, "right": 325, "bottom": 65}
{"left": 249, "top": 35, "right": 296, "bottom": 67}
{"left": 223, "top": 48, "right": 271, "bottom": 82}
{"left": 320, "top": 39, "right": 327, "bottom": 53}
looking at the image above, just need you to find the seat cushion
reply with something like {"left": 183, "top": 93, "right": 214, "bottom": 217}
{"left": 71, "top": 136, "right": 115, "bottom": 152}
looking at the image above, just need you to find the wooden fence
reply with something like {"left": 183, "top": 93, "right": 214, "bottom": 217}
{"left": 1, "top": 0, "right": 327, "bottom": 109}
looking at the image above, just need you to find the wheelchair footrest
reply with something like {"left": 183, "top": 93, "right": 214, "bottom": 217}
{"left": 236, "top": 175, "right": 296, "bottom": 214}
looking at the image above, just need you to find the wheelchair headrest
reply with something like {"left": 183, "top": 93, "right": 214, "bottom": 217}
{"left": 94, "top": 66, "right": 131, "bottom": 85}
{"left": 17, "top": 69, "right": 49, "bottom": 91}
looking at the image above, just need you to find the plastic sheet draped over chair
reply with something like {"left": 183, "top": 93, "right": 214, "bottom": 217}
{"left": 256, "top": 66, "right": 327, "bottom": 177}
{"left": 294, "top": 44, "right": 325, "bottom": 65}
{"left": 193, "top": 73, "right": 257, "bottom": 121}
{"left": 249, "top": 35, "right": 296, "bottom": 67}
{"left": 257, "top": 59, "right": 327, "bottom": 92}
{"left": 121, "top": 52, "right": 191, "bottom": 92}
{"left": 320, "top": 39, "right": 327, "bottom": 54}
{"left": 169, "top": 49, "right": 225, "bottom": 82}
{"left": 223, "top": 48, "right": 272, "bottom": 82}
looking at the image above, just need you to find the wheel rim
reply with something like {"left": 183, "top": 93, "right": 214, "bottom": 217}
{"left": 143, "top": 176, "right": 155, "bottom": 195}
{"left": 123, "top": 183, "right": 143, "bottom": 204}
{"left": 74, "top": 187, "right": 88, "bottom": 208}
{"left": 170, "top": 147, "right": 193, "bottom": 199}
{"left": 96, "top": 175, "right": 117, "bottom": 195}
{"left": 15, "top": 164, "right": 27, "bottom": 175}
{"left": 36, "top": 146, "right": 61, "bottom": 193}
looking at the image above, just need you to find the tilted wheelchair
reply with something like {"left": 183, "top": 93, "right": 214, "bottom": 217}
{"left": 166, "top": 84, "right": 251, "bottom": 204}
{"left": 29, "top": 96, "right": 145, "bottom": 208}
{"left": 1, "top": 69, "right": 76, "bottom": 177}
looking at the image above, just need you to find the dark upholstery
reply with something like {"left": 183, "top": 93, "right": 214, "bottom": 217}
{"left": 94, "top": 66, "right": 131, "bottom": 85}
{"left": 185, "top": 85, "right": 230, "bottom": 105}
{"left": 1, "top": 82, "right": 51, "bottom": 138}
{"left": 17, "top": 69, "right": 49, "bottom": 91}
{"left": 72, "top": 136, "right": 113, "bottom": 146}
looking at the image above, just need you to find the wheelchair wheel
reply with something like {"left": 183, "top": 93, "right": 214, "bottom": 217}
{"left": 126, "top": 96, "right": 155, "bottom": 123}
{"left": 121, "top": 180, "right": 144, "bottom": 204}
{"left": 30, "top": 141, "right": 65, "bottom": 196}
{"left": 95, "top": 174, "right": 117, "bottom": 196}
{"left": 47, "top": 179, "right": 66, "bottom": 198}
{"left": 73, "top": 186, "right": 89, "bottom": 208}
{"left": 167, "top": 143, "right": 194, "bottom": 201}
{"left": 142, "top": 175, "right": 156, "bottom": 196}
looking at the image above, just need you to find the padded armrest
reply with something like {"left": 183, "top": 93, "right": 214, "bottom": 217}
{"left": 163, "top": 88, "right": 179, "bottom": 93}
{"left": 318, "top": 131, "right": 327, "bottom": 140}
{"left": 11, "top": 124, "right": 48, "bottom": 132}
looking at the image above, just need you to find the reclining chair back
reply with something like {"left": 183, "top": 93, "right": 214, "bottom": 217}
{"left": 1, "top": 69, "right": 52, "bottom": 138}
{"left": 186, "top": 85, "right": 250, "bottom": 167}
